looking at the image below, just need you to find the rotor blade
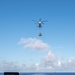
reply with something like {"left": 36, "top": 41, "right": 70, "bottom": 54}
{"left": 34, "top": 23, "right": 37, "bottom": 24}
{"left": 42, "top": 22, "right": 44, "bottom": 24}
{"left": 39, "top": 18, "right": 41, "bottom": 21}
{"left": 32, "top": 20, "right": 37, "bottom": 22}
{"left": 42, "top": 20, "right": 48, "bottom": 22}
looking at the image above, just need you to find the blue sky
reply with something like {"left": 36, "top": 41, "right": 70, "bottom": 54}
{"left": 0, "top": 0, "right": 75, "bottom": 72}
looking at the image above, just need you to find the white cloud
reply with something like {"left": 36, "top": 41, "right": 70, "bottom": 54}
{"left": 44, "top": 51, "right": 56, "bottom": 63}
{"left": 18, "top": 38, "right": 49, "bottom": 51}
{"left": 0, "top": 61, "right": 26, "bottom": 72}
{"left": 1, "top": 37, "right": 75, "bottom": 72}
{"left": 42, "top": 51, "right": 61, "bottom": 69}
{"left": 41, "top": 52, "right": 75, "bottom": 72}
{"left": 28, "top": 63, "right": 41, "bottom": 71}
{"left": 0, "top": 57, "right": 75, "bottom": 72}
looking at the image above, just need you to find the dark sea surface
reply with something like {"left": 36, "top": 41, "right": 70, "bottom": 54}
{"left": 0, "top": 73, "right": 75, "bottom": 75}
{"left": 20, "top": 73, "right": 75, "bottom": 75}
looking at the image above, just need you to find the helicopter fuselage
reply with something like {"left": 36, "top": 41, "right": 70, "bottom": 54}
{"left": 38, "top": 21, "right": 42, "bottom": 28}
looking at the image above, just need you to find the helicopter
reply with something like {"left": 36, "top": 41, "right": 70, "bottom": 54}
{"left": 32, "top": 18, "right": 47, "bottom": 36}
{"left": 32, "top": 18, "right": 47, "bottom": 28}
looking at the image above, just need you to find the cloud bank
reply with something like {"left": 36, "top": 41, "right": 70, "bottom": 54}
{"left": 0, "top": 52, "right": 75, "bottom": 72}
{"left": 18, "top": 38, "right": 49, "bottom": 51}
{"left": 1, "top": 37, "right": 74, "bottom": 72}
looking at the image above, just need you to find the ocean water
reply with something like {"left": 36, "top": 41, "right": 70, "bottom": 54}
{"left": 19, "top": 73, "right": 75, "bottom": 75}
{"left": 0, "top": 73, "right": 75, "bottom": 75}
